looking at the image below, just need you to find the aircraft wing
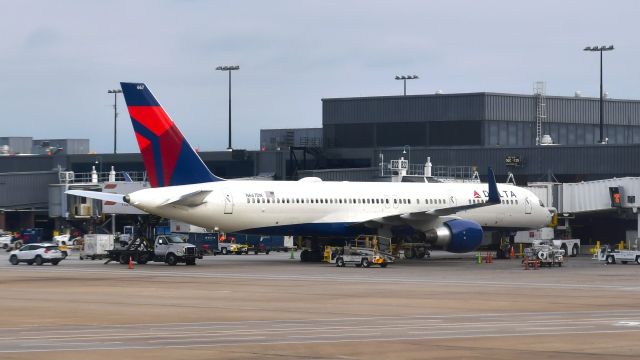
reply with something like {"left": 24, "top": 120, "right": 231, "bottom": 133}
{"left": 364, "top": 167, "right": 501, "bottom": 227}
{"left": 66, "top": 190, "right": 126, "bottom": 203}
{"left": 160, "top": 190, "right": 212, "bottom": 207}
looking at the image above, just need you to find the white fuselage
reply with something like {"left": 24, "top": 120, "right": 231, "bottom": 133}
{"left": 126, "top": 179, "right": 552, "bottom": 236}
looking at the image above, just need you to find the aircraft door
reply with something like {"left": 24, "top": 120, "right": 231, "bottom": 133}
{"left": 223, "top": 190, "right": 234, "bottom": 214}
{"left": 448, "top": 194, "right": 457, "bottom": 207}
{"left": 155, "top": 236, "right": 168, "bottom": 256}
{"left": 524, "top": 197, "right": 532, "bottom": 214}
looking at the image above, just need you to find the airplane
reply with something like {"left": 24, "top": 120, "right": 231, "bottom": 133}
{"left": 67, "top": 82, "right": 554, "bottom": 262}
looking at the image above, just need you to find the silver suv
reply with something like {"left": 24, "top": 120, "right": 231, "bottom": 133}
{"left": 9, "top": 243, "right": 65, "bottom": 266}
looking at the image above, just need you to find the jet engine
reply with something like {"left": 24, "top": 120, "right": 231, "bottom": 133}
{"left": 424, "top": 219, "right": 483, "bottom": 253}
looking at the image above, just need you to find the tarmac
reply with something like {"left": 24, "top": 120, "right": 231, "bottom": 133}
{"left": 1, "top": 250, "right": 639, "bottom": 359}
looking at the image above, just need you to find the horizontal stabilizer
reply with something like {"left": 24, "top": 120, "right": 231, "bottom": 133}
{"left": 66, "top": 190, "right": 126, "bottom": 203}
{"left": 160, "top": 190, "right": 212, "bottom": 207}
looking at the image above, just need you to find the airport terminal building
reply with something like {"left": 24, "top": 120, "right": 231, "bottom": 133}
{"left": 300, "top": 91, "right": 640, "bottom": 183}
{"left": 2, "top": 90, "right": 640, "bottom": 243}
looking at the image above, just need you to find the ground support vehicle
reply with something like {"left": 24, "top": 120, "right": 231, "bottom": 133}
{"left": 227, "top": 234, "right": 292, "bottom": 254}
{"left": 594, "top": 246, "right": 640, "bottom": 264}
{"left": 217, "top": 242, "right": 249, "bottom": 255}
{"left": 523, "top": 243, "right": 564, "bottom": 267}
{"left": 514, "top": 228, "right": 581, "bottom": 257}
{"left": 331, "top": 235, "right": 395, "bottom": 268}
{"left": 80, "top": 234, "right": 115, "bottom": 260}
{"left": 1, "top": 232, "right": 14, "bottom": 250}
{"left": 106, "top": 234, "right": 201, "bottom": 266}
{"left": 9, "top": 243, "right": 65, "bottom": 266}
{"left": 332, "top": 247, "right": 394, "bottom": 268}
{"left": 180, "top": 232, "right": 219, "bottom": 255}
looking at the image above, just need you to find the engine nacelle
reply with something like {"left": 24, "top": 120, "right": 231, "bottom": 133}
{"left": 424, "top": 219, "right": 483, "bottom": 253}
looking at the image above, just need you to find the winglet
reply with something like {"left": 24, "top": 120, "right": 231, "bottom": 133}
{"left": 487, "top": 167, "right": 500, "bottom": 204}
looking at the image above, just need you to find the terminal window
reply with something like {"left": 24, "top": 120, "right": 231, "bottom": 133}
{"left": 429, "top": 121, "right": 482, "bottom": 146}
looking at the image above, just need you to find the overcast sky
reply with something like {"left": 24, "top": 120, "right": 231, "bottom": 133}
{"left": 1, "top": 0, "right": 638, "bottom": 153}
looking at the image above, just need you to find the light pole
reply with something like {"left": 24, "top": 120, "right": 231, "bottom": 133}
{"left": 107, "top": 89, "right": 122, "bottom": 153}
{"left": 216, "top": 65, "right": 240, "bottom": 150}
{"left": 583, "top": 45, "right": 614, "bottom": 144}
{"left": 395, "top": 75, "right": 419, "bottom": 96}
{"left": 403, "top": 145, "right": 411, "bottom": 172}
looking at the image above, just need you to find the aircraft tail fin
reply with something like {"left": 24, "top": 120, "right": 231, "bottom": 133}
{"left": 120, "top": 82, "right": 224, "bottom": 187}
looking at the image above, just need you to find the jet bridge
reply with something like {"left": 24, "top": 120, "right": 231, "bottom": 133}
{"left": 525, "top": 177, "right": 640, "bottom": 246}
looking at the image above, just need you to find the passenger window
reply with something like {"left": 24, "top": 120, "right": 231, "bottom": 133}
{"left": 385, "top": 199, "right": 389, "bottom": 204}
{"left": 408, "top": 199, "right": 411, "bottom": 204}
{"left": 247, "top": 199, "right": 250, "bottom": 204}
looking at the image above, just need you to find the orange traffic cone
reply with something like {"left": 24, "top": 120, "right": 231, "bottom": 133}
{"left": 129, "top": 256, "right": 133, "bottom": 270}
{"left": 510, "top": 246, "right": 515, "bottom": 259}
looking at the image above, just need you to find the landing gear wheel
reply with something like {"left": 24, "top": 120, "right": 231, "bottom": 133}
{"left": 310, "top": 250, "right": 323, "bottom": 262}
{"left": 35, "top": 256, "right": 43, "bottom": 266}
{"left": 336, "top": 257, "right": 345, "bottom": 267}
{"left": 404, "top": 248, "right": 415, "bottom": 259}
{"left": 300, "top": 249, "right": 310, "bottom": 262}
{"left": 166, "top": 253, "right": 178, "bottom": 266}
{"left": 361, "top": 258, "right": 370, "bottom": 268}
{"left": 9, "top": 255, "right": 18, "bottom": 265}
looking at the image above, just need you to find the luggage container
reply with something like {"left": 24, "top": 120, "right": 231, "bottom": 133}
{"left": 80, "top": 234, "right": 115, "bottom": 260}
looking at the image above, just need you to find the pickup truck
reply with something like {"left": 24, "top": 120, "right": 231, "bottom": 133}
{"left": 107, "top": 234, "right": 201, "bottom": 266}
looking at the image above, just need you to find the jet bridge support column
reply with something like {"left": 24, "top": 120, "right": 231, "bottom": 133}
{"left": 636, "top": 209, "right": 640, "bottom": 250}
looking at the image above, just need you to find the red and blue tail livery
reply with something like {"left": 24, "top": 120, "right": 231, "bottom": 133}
{"left": 120, "top": 82, "right": 224, "bottom": 187}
